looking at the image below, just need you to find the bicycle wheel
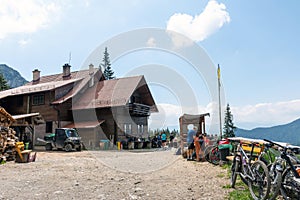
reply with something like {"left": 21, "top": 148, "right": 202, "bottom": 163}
{"left": 258, "top": 151, "right": 282, "bottom": 199}
{"left": 280, "top": 165, "right": 300, "bottom": 200}
{"left": 267, "top": 165, "right": 282, "bottom": 200}
{"left": 204, "top": 145, "right": 214, "bottom": 163}
{"left": 248, "top": 160, "right": 271, "bottom": 200}
{"left": 209, "top": 146, "right": 220, "bottom": 165}
{"left": 230, "top": 156, "right": 240, "bottom": 188}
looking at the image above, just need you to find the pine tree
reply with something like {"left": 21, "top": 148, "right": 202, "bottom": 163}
{"left": 0, "top": 73, "right": 9, "bottom": 91}
{"left": 223, "top": 103, "right": 236, "bottom": 138}
{"left": 101, "top": 47, "right": 115, "bottom": 80}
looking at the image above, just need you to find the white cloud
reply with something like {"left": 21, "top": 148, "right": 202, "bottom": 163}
{"left": 18, "top": 39, "right": 30, "bottom": 46}
{"left": 0, "top": 0, "right": 61, "bottom": 39}
{"left": 149, "top": 99, "right": 300, "bottom": 134}
{"left": 149, "top": 102, "right": 216, "bottom": 131}
{"left": 232, "top": 99, "right": 300, "bottom": 129}
{"left": 146, "top": 37, "right": 156, "bottom": 47}
{"left": 166, "top": 0, "right": 230, "bottom": 43}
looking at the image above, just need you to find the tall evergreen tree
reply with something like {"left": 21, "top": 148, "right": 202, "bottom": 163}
{"left": 223, "top": 103, "right": 236, "bottom": 138}
{"left": 0, "top": 73, "right": 9, "bottom": 91}
{"left": 101, "top": 47, "right": 115, "bottom": 80}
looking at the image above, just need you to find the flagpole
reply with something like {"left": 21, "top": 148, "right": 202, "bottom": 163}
{"left": 218, "top": 64, "right": 222, "bottom": 139}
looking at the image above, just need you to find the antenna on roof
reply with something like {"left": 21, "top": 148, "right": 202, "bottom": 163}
{"left": 68, "top": 52, "right": 72, "bottom": 64}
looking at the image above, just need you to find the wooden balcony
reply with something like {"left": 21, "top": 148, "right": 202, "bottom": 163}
{"left": 127, "top": 103, "right": 150, "bottom": 116}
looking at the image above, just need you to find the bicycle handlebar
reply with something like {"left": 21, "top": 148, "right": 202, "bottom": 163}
{"left": 263, "top": 139, "right": 300, "bottom": 154}
{"left": 263, "top": 139, "right": 285, "bottom": 149}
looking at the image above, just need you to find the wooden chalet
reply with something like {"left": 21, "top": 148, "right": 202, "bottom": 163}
{"left": 0, "top": 64, "right": 157, "bottom": 149}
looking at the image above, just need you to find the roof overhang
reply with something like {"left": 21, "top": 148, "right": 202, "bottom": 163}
{"left": 11, "top": 112, "right": 45, "bottom": 126}
{"left": 0, "top": 78, "right": 82, "bottom": 100}
{"left": 64, "top": 120, "right": 105, "bottom": 129}
{"left": 179, "top": 113, "right": 210, "bottom": 122}
{"left": 12, "top": 113, "right": 40, "bottom": 120}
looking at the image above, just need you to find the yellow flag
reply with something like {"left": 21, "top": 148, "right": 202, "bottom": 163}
{"left": 217, "top": 65, "right": 220, "bottom": 80}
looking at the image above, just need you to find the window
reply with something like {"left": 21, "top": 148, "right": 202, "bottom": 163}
{"left": 32, "top": 94, "right": 45, "bottom": 105}
{"left": 138, "top": 124, "right": 144, "bottom": 134}
{"left": 45, "top": 121, "right": 53, "bottom": 133}
{"left": 124, "top": 123, "right": 132, "bottom": 134}
{"left": 56, "top": 129, "right": 66, "bottom": 140}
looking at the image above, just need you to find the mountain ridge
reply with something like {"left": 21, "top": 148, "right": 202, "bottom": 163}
{"left": 0, "top": 64, "right": 28, "bottom": 88}
{"left": 235, "top": 118, "right": 300, "bottom": 146}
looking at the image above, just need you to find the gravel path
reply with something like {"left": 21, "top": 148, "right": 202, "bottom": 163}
{"left": 0, "top": 149, "right": 232, "bottom": 199}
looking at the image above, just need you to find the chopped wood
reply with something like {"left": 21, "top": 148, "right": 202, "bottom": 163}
{"left": 0, "top": 107, "right": 18, "bottom": 162}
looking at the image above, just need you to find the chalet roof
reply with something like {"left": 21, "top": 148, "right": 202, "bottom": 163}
{"left": 51, "top": 69, "right": 102, "bottom": 105}
{"left": 0, "top": 68, "right": 98, "bottom": 100}
{"left": 71, "top": 75, "right": 157, "bottom": 111}
{"left": 179, "top": 113, "right": 210, "bottom": 123}
{"left": 25, "top": 69, "right": 96, "bottom": 85}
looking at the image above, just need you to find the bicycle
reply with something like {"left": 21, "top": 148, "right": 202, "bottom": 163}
{"left": 205, "top": 139, "right": 229, "bottom": 165}
{"left": 208, "top": 144, "right": 221, "bottom": 165}
{"left": 263, "top": 139, "right": 300, "bottom": 200}
{"left": 204, "top": 144, "right": 214, "bottom": 163}
{"left": 258, "top": 140, "right": 283, "bottom": 200}
{"left": 230, "top": 140, "right": 271, "bottom": 200}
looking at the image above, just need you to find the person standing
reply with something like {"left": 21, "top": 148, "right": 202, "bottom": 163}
{"left": 186, "top": 126, "right": 197, "bottom": 160}
{"left": 194, "top": 132, "right": 201, "bottom": 162}
{"left": 161, "top": 132, "right": 167, "bottom": 148}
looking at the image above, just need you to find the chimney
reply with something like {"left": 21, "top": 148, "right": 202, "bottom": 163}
{"left": 62, "top": 64, "right": 71, "bottom": 79}
{"left": 89, "top": 63, "right": 94, "bottom": 75}
{"left": 89, "top": 64, "right": 94, "bottom": 87}
{"left": 32, "top": 69, "right": 40, "bottom": 84}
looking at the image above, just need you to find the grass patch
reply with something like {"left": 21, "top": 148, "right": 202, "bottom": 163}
{"left": 217, "top": 173, "right": 225, "bottom": 178}
{"left": 223, "top": 184, "right": 231, "bottom": 189}
{"left": 224, "top": 164, "right": 252, "bottom": 200}
{"left": 228, "top": 188, "right": 251, "bottom": 200}
{"left": 220, "top": 160, "right": 253, "bottom": 199}
{"left": 221, "top": 163, "right": 231, "bottom": 170}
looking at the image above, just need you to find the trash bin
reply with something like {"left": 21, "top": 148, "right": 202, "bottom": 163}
{"left": 218, "top": 144, "right": 231, "bottom": 161}
{"left": 128, "top": 142, "right": 134, "bottom": 149}
{"left": 25, "top": 142, "right": 29, "bottom": 150}
{"left": 121, "top": 141, "right": 128, "bottom": 149}
{"left": 100, "top": 140, "right": 110, "bottom": 150}
{"left": 138, "top": 142, "right": 143, "bottom": 149}
{"left": 134, "top": 142, "right": 139, "bottom": 149}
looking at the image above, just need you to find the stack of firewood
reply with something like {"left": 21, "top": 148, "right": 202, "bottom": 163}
{"left": 0, "top": 107, "right": 17, "bottom": 162}
{"left": 0, "top": 127, "right": 18, "bottom": 162}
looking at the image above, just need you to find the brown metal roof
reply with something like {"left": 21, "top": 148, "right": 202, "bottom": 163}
{"left": 179, "top": 113, "right": 210, "bottom": 123}
{"left": 51, "top": 69, "right": 102, "bottom": 105}
{"left": 64, "top": 120, "right": 105, "bottom": 128}
{"left": 0, "top": 78, "right": 81, "bottom": 99}
{"left": 0, "top": 68, "right": 100, "bottom": 101}
{"left": 71, "top": 75, "right": 157, "bottom": 111}
{"left": 25, "top": 69, "right": 97, "bottom": 85}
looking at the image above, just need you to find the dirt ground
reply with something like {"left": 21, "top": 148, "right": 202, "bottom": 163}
{"left": 0, "top": 148, "right": 232, "bottom": 200}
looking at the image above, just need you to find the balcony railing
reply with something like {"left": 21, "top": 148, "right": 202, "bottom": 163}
{"left": 127, "top": 103, "right": 150, "bottom": 116}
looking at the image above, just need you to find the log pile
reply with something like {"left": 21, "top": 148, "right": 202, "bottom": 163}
{"left": 0, "top": 107, "right": 17, "bottom": 163}
{"left": 0, "top": 127, "right": 18, "bottom": 162}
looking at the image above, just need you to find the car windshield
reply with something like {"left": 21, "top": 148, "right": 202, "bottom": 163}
{"left": 66, "top": 129, "right": 79, "bottom": 137}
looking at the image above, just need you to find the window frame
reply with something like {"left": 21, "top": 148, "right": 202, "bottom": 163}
{"left": 123, "top": 123, "right": 132, "bottom": 134}
{"left": 32, "top": 93, "right": 45, "bottom": 106}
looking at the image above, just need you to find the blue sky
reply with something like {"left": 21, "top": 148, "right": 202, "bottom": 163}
{"left": 1, "top": 0, "right": 300, "bottom": 133}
